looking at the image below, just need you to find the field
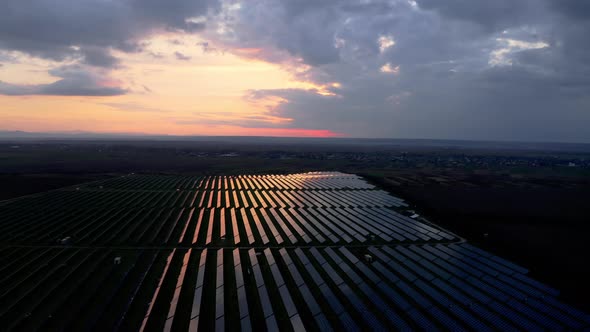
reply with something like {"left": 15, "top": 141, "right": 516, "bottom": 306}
{"left": 0, "top": 172, "right": 588, "bottom": 331}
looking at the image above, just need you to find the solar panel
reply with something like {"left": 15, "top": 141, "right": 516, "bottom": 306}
{"left": 507, "top": 299, "right": 562, "bottom": 331}
{"left": 526, "top": 298, "right": 583, "bottom": 329}
{"left": 249, "top": 209, "right": 269, "bottom": 245}
{"left": 239, "top": 191, "right": 249, "bottom": 208}
{"left": 320, "top": 263, "right": 344, "bottom": 287}
{"left": 432, "top": 278, "right": 471, "bottom": 305}
{"left": 512, "top": 273, "right": 559, "bottom": 296}
{"left": 270, "top": 264, "right": 285, "bottom": 288}
{"left": 319, "top": 284, "right": 345, "bottom": 315}
{"left": 407, "top": 309, "right": 438, "bottom": 331}
{"left": 205, "top": 208, "right": 215, "bottom": 245}
{"left": 219, "top": 209, "right": 226, "bottom": 239}
{"left": 240, "top": 209, "right": 255, "bottom": 245}
{"left": 489, "top": 301, "right": 541, "bottom": 331}
{"left": 419, "top": 259, "right": 452, "bottom": 281}
{"left": 297, "top": 285, "right": 321, "bottom": 315}
{"left": 469, "top": 303, "right": 516, "bottom": 331}
{"left": 239, "top": 280, "right": 260, "bottom": 317}
{"left": 166, "top": 251, "right": 190, "bottom": 320}
{"left": 428, "top": 307, "right": 467, "bottom": 332}
{"left": 338, "top": 312, "right": 360, "bottom": 332}
{"left": 358, "top": 283, "right": 412, "bottom": 330}
{"left": 447, "top": 276, "right": 491, "bottom": 304}
{"left": 279, "top": 285, "right": 298, "bottom": 317}
{"left": 466, "top": 276, "right": 509, "bottom": 302}
{"left": 240, "top": 315, "right": 252, "bottom": 332}
{"left": 2, "top": 172, "right": 588, "bottom": 331}
{"left": 247, "top": 251, "right": 276, "bottom": 325}
{"left": 252, "top": 264, "right": 265, "bottom": 289}
{"left": 215, "top": 287, "right": 224, "bottom": 320}
{"left": 377, "top": 282, "right": 412, "bottom": 311}
{"left": 372, "top": 261, "right": 400, "bottom": 284}
{"left": 189, "top": 250, "right": 207, "bottom": 321}
{"left": 397, "top": 280, "right": 432, "bottom": 309}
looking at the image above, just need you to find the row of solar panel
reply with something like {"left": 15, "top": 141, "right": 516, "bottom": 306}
{"left": 52, "top": 172, "right": 373, "bottom": 192}
{"left": 0, "top": 189, "right": 196, "bottom": 209}
{"left": 81, "top": 175, "right": 202, "bottom": 190}
{"left": 184, "top": 207, "right": 455, "bottom": 246}
{"left": 0, "top": 204, "right": 452, "bottom": 246}
{"left": 141, "top": 245, "right": 590, "bottom": 331}
{"left": 197, "top": 174, "right": 375, "bottom": 191}
{"left": 0, "top": 244, "right": 587, "bottom": 331}
{"left": 0, "top": 206, "right": 189, "bottom": 245}
{"left": 0, "top": 188, "right": 403, "bottom": 212}
{"left": 195, "top": 188, "right": 404, "bottom": 209}
{"left": 0, "top": 247, "right": 162, "bottom": 331}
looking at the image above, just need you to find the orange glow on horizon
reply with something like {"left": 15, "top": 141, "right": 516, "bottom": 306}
{"left": 0, "top": 33, "right": 341, "bottom": 138}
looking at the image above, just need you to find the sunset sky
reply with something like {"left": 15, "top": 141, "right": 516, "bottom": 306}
{"left": 1, "top": 0, "right": 590, "bottom": 141}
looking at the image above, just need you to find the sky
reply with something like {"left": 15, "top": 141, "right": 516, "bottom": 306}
{"left": 1, "top": 0, "right": 590, "bottom": 142}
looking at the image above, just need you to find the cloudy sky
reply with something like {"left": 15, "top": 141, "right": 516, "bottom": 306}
{"left": 1, "top": 0, "right": 589, "bottom": 141}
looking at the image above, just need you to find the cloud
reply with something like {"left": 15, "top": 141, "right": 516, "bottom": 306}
{"left": 0, "top": 0, "right": 222, "bottom": 100}
{"left": 205, "top": 0, "right": 345, "bottom": 65}
{"left": 101, "top": 102, "right": 167, "bottom": 112}
{"left": 142, "top": 85, "right": 153, "bottom": 93}
{"left": 79, "top": 46, "right": 120, "bottom": 68}
{"left": 380, "top": 63, "right": 399, "bottom": 74}
{"left": 2, "top": 0, "right": 590, "bottom": 141}
{"left": 415, "top": 0, "right": 537, "bottom": 31}
{"left": 147, "top": 51, "right": 164, "bottom": 59}
{"left": 174, "top": 51, "right": 191, "bottom": 61}
{"left": 488, "top": 38, "right": 549, "bottom": 66}
{"left": 168, "top": 39, "right": 184, "bottom": 45}
{"left": 378, "top": 35, "right": 395, "bottom": 53}
{"left": 550, "top": 0, "right": 590, "bottom": 21}
{"left": 205, "top": 0, "right": 590, "bottom": 142}
{"left": 197, "top": 41, "right": 222, "bottom": 54}
{"left": 248, "top": 65, "right": 590, "bottom": 142}
{"left": 0, "top": 65, "right": 127, "bottom": 96}
{"left": 0, "top": 0, "right": 220, "bottom": 62}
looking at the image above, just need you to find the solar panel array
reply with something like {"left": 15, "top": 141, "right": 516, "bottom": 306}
{"left": 0, "top": 172, "right": 588, "bottom": 331}
{"left": 0, "top": 172, "right": 454, "bottom": 246}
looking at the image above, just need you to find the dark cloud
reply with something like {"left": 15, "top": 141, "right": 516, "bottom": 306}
{"left": 415, "top": 0, "right": 538, "bottom": 31}
{"left": 2, "top": 0, "right": 590, "bottom": 141}
{"left": 79, "top": 47, "right": 120, "bottom": 68}
{"left": 197, "top": 41, "right": 222, "bottom": 54}
{"left": 208, "top": 0, "right": 345, "bottom": 65}
{"left": 210, "top": 0, "right": 590, "bottom": 142}
{"left": 0, "top": 0, "right": 220, "bottom": 96}
{"left": 249, "top": 64, "right": 590, "bottom": 142}
{"left": 550, "top": 0, "right": 590, "bottom": 20}
{"left": 169, "top": 39, "right": 184, "bottom": 45}
{"left": 0, "top": 0, "right": 220, "bottom": 61}
{"left": 130, "top": 0, "right": 215, "bottom": 31}
{"left": 0, "top": 65, "right": 127, "bottom": 96}
{"left": 174, "top": 51, "right": 191, "bottom": 61}
{"left": 147, "top": 51, "right": 165, "bottom": 59}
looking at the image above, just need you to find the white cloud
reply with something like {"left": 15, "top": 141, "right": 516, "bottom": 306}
{"left": 380, "top": 63, "right": 400, "bottom": 74}
{"left": 378, "top": 35, "right": 396, "bottom": 53}
{"left": 489, "top": 38, "right": 549, "bottom": 66}
{"left": 334, "top": 37, "right": 346, "bottom": 49}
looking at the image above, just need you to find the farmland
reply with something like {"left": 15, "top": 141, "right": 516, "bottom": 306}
{"left": 0, "top": 172, "right": 588, "bottom": 331}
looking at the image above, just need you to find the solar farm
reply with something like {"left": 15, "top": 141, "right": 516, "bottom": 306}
{"left": 0, "top": 171, "right": 588, "bottom": 331}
